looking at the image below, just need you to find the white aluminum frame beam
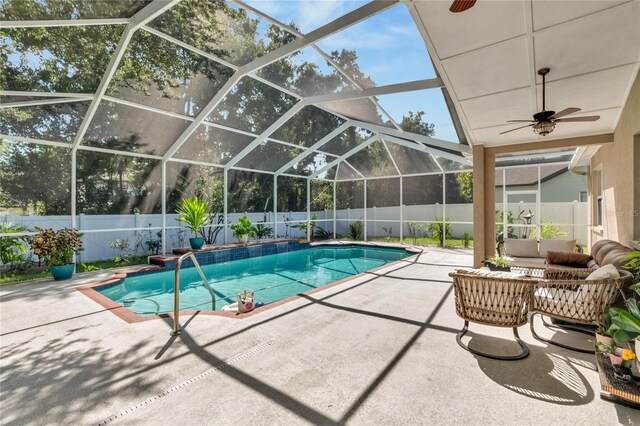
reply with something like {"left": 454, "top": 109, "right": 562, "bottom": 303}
{"left": 234, "top": 1, "right": 397, "bottom": 76}
{"left": 306, "top": 78, "right": 443, "bottom": 104}
{"left": 223, "top": 102, "right": 306, "bottom": 170}
{"left": 71, "top": 0, "right": 181, "bottom": 150}
{"left": 309, "top": 135, "right": 379, "bottom": 179}
{"left": 0, "top": 96, "right": 93, "bottom": 108}
{"left": 274, "top": 121, "right": 351, "bottom": 176}
{"left": 381, "top": 134, "right": 470, "bottom": 165}
{"left": 230, "top": 0, "right": 402, "bottom": 131}
{"left": 1, "top": 18, "right": 129, "bottom": 28}
{"left": 350, "top": 120, "right": 469, "bottom": 154}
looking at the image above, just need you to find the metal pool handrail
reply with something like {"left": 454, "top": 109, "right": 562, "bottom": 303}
{"left": 171, "top": 252, "right": 215, "bottom": 336}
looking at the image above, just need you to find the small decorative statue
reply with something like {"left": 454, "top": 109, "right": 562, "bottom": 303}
{"left": 221, "top": 290, "right": 256, "bottom": 313}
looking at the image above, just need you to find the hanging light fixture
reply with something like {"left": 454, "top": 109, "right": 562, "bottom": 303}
{"left": 533, "top": 121, "right": 555, "bottom": 136}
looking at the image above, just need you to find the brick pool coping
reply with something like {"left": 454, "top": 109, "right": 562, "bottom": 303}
{"left": 76, "top": 242, "right": 424, "bottom": 323}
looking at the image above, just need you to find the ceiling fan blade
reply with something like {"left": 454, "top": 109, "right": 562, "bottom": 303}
{"left": 550, "top": 107, "right": 581, "bottom": 119}
{"left": 499, "top": 124, "right": 534, "bottom": 134}
{"left": 555, "top": 116, "right": 600, "bottom": 122}
{"left": 449, "top": 0, "right": 477, "bottom": 13}
{"left": 506, "top": 120, "right": 536, "bottom": 123}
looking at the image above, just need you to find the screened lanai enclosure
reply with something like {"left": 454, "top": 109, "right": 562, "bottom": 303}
{"left": 0, "top": 0, "right": 587, "bottom": 262}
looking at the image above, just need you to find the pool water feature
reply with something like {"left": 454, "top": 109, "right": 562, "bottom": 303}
{"left": 98, "top": 246, "right": 412, "bottom": 316}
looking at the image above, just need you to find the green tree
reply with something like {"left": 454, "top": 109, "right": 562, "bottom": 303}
{"left": 456, "top": 172, "right": 473, "bottom": 202}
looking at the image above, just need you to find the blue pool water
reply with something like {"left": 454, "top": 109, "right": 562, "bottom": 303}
{"left": 98, "top": 246, "right": 412, "bottom": 316}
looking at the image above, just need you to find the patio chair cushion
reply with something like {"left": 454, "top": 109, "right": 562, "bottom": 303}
{"left": 539, "top": 239, "right": 577, "bottom": 257}
{"left": 504, "top": 239, "right": 538, "bottom": 257}
{"left": 455, "top": 268, "right": 527, "bottom": 280}
{"left": 545, "top": 250, "right": 592, "bottom": 268}
{"left": 586, "top": 263, "right": 620, "bottom": 281}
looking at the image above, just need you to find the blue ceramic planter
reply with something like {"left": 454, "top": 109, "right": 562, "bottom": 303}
{"left": 50, "top": 263, "right": 75, "bottom": 281}
{"left": 189, "top": 237, "right": 205, "bottom": 250}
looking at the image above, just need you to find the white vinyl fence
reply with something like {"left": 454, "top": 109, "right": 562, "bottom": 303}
{"left": 2, "top": 201, "right": 588, "bottom": 262}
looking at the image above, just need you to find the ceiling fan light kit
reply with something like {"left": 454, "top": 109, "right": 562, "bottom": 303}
{"left": 499, "top": 67, "right": 600, "bottom": 136}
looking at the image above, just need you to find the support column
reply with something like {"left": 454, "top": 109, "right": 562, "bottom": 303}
{"left": 363, "top": 179, "right": 367, "bottom": 241}
{"left": 333, "top": 181, "right": 337, "bottom": 239}
{"left": 472, "top": 145, "right": 496, "bottom": 267}
{"left": 442, "top": 173, "right": 447, "bottom": 248}
{"left": 223, "top": 169, "right": 228, "bottom": 244}
{"left": 161, "top": 160, "right": 167, "bottom": 254}
{"left": 306, "top": 178, "right": 311, "bottom": 242}
{"left": 399, "top": 176, "right": 403, "bottom": 242}
{"left": 273, "top": 175, "right": 278, "bottom": 239}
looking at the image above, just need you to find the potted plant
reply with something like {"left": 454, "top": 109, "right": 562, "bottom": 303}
{"left": 230, "top": 216, "right": 254, "bottom": 244}
{"left": 176, "top": 197, "right": 210, "bottom": 250}
{"left": 483, "top": 255, "right": 510, "bottom": 272}
{"left": 29, "top": 227, "right": 83, "bottom": 280}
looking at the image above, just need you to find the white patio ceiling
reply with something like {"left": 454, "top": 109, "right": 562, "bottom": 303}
{"left": 410, "top": 0, "right": 640, "bottom": 147}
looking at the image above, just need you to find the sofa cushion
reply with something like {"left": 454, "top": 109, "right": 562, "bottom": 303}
{"left": 586, "top": 264, "right": 620, "bottom": 281}
{"left": 587, "top": 260, "right": 598, "bottom": 270}
{"left": 504, "top": 239, "right": 539, "bottom": 257}
{"left": 601, "top": 248, "right": 632, "bottom": 269}
{"left": 539, "top": 239, "right": 576, "bottom": 257}
{"left": 545, "top": 250, "right": 592, "bottom": 268}
{"left": 593, "top": 241, "right": 627, "bottom": 265}
{"left": 503, "top": 257, "right": 546, "bottom": 269}
{"left": 455, "top": 268, "right": 527, "bottom": 280}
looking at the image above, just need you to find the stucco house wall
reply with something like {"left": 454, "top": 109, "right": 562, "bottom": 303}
{"left": 590, "top": 71, "right": 640, "bottom": 246}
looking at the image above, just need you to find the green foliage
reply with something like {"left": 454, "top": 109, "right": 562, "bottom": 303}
{"left": 483, "top": 256, "right": 509, "bottom": 268}
{"left": 607, "top": 283, "right": 640, "bottom": 344}
{"left": 292, "top": 214, "right": 317, "bottom": 241}
{"left": 456, "top": 172, "right": 473, "bottom": 203}
{"left": 176, "top": 197, "right": 211, "bottom": 237}
{"left": 349, "top": 221, "right": 364, "bottom": 241}
{"left": 406, "top": 221, "right": 425, "bottom": 245}
{"left": 314, "top": 226, "right": 332, "bottom": 241}
{"left": 230, "top": 216, "right": 255, "bottom": 238}
{"left": 29, "top": 227, "right": 83, "bottom": 266}
{"left": 382, "top": 227, "right": 393, "bottom": 242}
{"left": 495, "top": 210, "right": 515, "bottom": 237}
{"left": 623, "top": 251, "right": 640, "bottom": 282}
{"left": 462, "top": 232, "right": 471, "bottom": 249}
{"left": 135, "top": 225, "right": 162, "bottom": 256}
{"left": 529, "top": 220, "right": 569, "bottom": 239}
{"left": 108, "top": 238, "right": 132, "bottom": 265}
{"left": 252, "top": 223, "right": 274, "bottom": 241}
{"left": 399, "top": 111, "right": 436, "bottom": 137}
{"left": 0, "top": 222, "right": 28, "bottom": 265}
{"left": 427, "top": 217, "right": 452, "bottom": 248}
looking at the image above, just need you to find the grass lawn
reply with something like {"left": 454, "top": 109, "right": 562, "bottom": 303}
{"left": 365, "top": 236, "right": 473, "bottom": 248}
{"left": 0, "top": 256, "right": 149, "bottom": 285}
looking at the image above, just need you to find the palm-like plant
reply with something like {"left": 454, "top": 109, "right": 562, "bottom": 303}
{"left": 176, "top": 197, "right": 211, "bottom": 237}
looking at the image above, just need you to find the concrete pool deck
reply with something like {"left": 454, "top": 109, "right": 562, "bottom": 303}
{"left": 0, "top": 248, "right": 637, "bottom": 425}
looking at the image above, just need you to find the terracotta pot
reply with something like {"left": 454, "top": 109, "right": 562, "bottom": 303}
{"left": 609, "top": 353, "right": 623, "bottom": 366}
{"left": 595, "top": 333, "right": 614, "bottom": 347}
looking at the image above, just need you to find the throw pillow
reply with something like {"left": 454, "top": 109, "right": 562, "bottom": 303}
{"left": 586, "top": 263, "right": 620, "bottom": 281}
{"left": 539, "top": 239, "right": 577, "bottom": 257}
{"left": 504, "top": 239, "right": 539, "bottom": 258}
{"left": 546, "top": 250, "right": 593, "bottom": 268}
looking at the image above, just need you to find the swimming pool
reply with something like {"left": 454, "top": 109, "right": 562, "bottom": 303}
{"left": 97, "top": 245, "right": 413, "bottom": 316}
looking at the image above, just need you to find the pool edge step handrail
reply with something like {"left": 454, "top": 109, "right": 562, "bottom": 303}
{"left": 172, "top": 252, "right": 215, "bottom": 336}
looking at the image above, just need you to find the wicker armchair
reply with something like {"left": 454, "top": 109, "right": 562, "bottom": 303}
{"left": 450, "top": 270, "right": 533, "bottom": 360}
{"left": 530, "top": 268, "right": 632, "bottom": 353}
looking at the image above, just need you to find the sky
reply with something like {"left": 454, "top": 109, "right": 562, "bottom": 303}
{"left": 242, "top": 0, "right": 459, "bottom": 142}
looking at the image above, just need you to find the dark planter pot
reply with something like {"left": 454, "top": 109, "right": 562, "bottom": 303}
{"left": 189, "top": 237, "right": 205, "bottom": 250}
{"left": 485, "top": 263, "right": 511, "bottom": 272}
{"left": 50, "top": 263, "right": 75, "bottom": 281}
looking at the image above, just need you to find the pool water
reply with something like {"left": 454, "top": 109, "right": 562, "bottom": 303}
{"left": 98, "top": 246, "right": 412, "bottom": 316}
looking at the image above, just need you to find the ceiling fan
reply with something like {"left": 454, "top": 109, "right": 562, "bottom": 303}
{"left": 450, "top": 0, "right": 477, "bottom": 13}
{"left": 500, "top": 67, "right": 600, "bottom": 136}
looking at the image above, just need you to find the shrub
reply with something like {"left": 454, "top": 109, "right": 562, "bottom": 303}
{"left": 427, "top": 217, "right": 452, "bottom": 248}
{"left": 29, "top": 228, "right": 83, "bottom": 266}
{"left": 0, "top": 222, "right": 29, "bottom": 265}
{"left": 349, "top": 221, "right": 364, "bottom": 240}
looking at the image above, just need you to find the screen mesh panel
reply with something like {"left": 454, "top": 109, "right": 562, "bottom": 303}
{"left": 174, "top": 125, "right": 254, "bottom": 165}
{"left": 0, "top": 101, "right": 89, "bottom": 143}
